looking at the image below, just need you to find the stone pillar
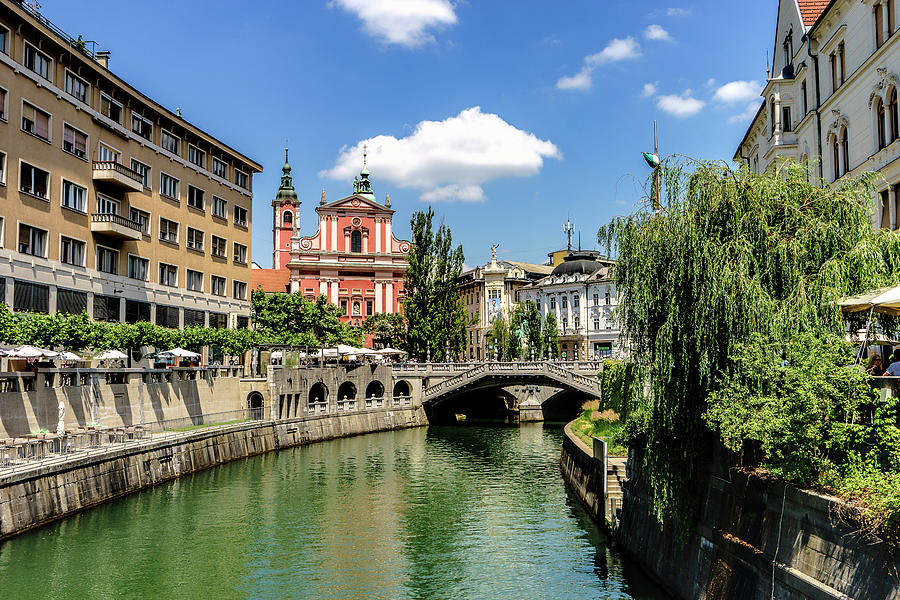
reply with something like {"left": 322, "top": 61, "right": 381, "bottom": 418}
{"left": 49, "top": 286, "right": 58, "bottom": 315}
{"left": 385, "top": 281, "right": 394, "bottom": 313}
{"left": 119, "top": 297, "right": 127, "bottom": 323}
{"left": 385, "top": 220, "right": 392, "bottom": 253}
{"left": 375, "top": 281, "right": 383, "bottom": 313}
{"left": 331, "top": 280, "right": 339, "bottom": 304}
{"left": 362, "top": 230, "right": 369, "bottom": 253}
{"left": 344, "top": 230, "right": 350, "bottom": 253}
{"left": 330, "top": 217, "right": 338, "bottom": 252}
{"left": 891, "top": 187, "right": 898, "bottom": 230}
{"left": 374, "top": 218, "right": 381, "bottom": 254}
{"left": 319, "top": 279, "right": 328, "bottom": 297}
{"left": 320, "top": 216, "right": 327, "bottom": 249}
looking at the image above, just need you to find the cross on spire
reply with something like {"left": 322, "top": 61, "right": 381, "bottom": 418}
{"left": 363, "top": 143, "right": 367, "bottom": 167}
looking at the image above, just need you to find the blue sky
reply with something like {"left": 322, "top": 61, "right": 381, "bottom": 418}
{"left": 45, "top": 0, "right": 775, "bottom": 267}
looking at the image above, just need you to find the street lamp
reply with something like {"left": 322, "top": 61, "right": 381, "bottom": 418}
{"left": 642, "top": 120, "right": 661, "bottom": 212}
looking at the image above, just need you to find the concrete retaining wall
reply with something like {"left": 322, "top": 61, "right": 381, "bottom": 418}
{"left": 0, "top": 405, "right": 427, "bottom": 540}
{"left": 560, "top": 425, "right": 900, "bottom": 599}
{"left": 559, "top": 422, "right": 606, "bottom": 524}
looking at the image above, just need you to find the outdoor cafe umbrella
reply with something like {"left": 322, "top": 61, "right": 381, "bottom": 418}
{"left": 840, "top": 285, "right": 900, "bottom": 316}
{"left": 95, "top": 349, "right": 128, "bottom": 361}
{"left": 4, "top": 345, "right": 59, "bottom": 358}
{"left": 159, "top": 347, "right": 201, "bottom": 358}
{"left": 376, "top": 347, "right": 407, "bottom": 355}
{"left": 57, "top": 351, "right": 81, "bottom": 361}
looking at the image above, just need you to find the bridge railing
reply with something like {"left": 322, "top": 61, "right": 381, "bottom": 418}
{"left": 422, "top": 360, "right": 601, "bottom": 399}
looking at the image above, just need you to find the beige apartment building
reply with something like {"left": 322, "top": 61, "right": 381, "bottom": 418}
{"left": 0, "top": 0, "right": 262, "bottom": 330}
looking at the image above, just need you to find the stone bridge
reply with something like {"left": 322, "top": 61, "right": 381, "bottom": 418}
{"left": 419, "top": 362, "right": 601, "bottom": 402}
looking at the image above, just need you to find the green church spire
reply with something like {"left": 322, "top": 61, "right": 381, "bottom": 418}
{"left": 274, "top": 146, "right": 298, "bottom": 203}
{"left": 352, "top": 144, "right": 376, "bottom": 201}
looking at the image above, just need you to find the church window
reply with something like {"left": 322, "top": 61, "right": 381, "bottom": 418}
{"left": 889, "top": 87, "right": 899, "bottom": 141}
{"left": 841, "top": 127, "right": 849, "bottom": 174}
{"left": 366, "top": 300, "right": 373, "bottom": 315}
{"left": 340, "top": 300, "right": 347, "bottom": 315}
{"left": 877, "top": 97, "right": 887, "bottom": 149}
{"left": 351, "top": 230, "right": 362, "bottom": 253}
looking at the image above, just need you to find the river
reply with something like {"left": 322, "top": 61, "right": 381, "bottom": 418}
{"left": 0, "top": 424, "right": 666, "bottom": 599}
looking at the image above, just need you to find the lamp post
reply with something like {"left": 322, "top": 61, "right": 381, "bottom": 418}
{"left": 642, "top": 120, "right": 661, "bottom": 212}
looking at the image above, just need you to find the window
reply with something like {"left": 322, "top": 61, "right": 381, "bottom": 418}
{"left": 65, "top": 71, "right": 88, "bottom": 103}
{"left": 0, "top": 86, "right": 6, "bottom": 121}
{"left": 129, "top": 208, "right": 150, "bottom": 235}
{"left": 212, "top": 158, "right": 227, "bottom": 178}
{"left": 830, "top": 53, "right": 837, "bottom": 94}
{"left": 574, "top": 316, "right": 580, "bottom": 329}
{"left": 99, "top": 94, "right": 121, "bottom": 123}
{"left": 63, "top": 124, "right": 88, "bottom": 158}
{"left": 186, "top": 227, "right": 204, "bottom": 251}
{"left": 160, "top": 129, "right": 180, "bottom": 154}
{"left": 878, "top": 97, "right": 888, "bottom": 149}
{"left": 233, "top": 205, "right": 248, "bottom": 227}
{"left": 19, "top": 162, "right": 49, "bottom": 198}
{"left": 128, "top": 255, "right": 149, "bottom": 281}
{"left": 98, "top": 143, "right": 119, "bottom": 163}
{"left": 782, "top": 106, "right": 792, "bottom": 132}
{"left": 211, "top": 275, "right": 226, "bottom": 296}
{"left": 877, "top": 2, "right": 885, "bottom": 48}
{"left": 561, "top": 296, "right": 568, "bottom": 309}
{"left": 0, "top": 24, "right": 7, "bottom": 55}
{"left": 125, "top": 299, "right": 151, "bottom": 323}
{"left": 340, "top": 299, "right": 348, "bottom": 315}
{"left": 23, "top": 43, "right": 51, "bottom": 80}
{"left": 21, "top": 101, "right": 50, "bottom": 141}
{"left": 61, "top": 180, "right": 86, "bottom": 212}
{"left": 14, "top": 280, "right": 49, "bottom": 313}
{"left": 209, "top": 312, "right": 227, "bottom": 329}
{"left": 550, "top": 297, "right": 556, "bottom": 309}
{"left": 282, "top": 211, "right": 293, "bottom": 226}
{"left": 770, "top": 98, "right": 776, "bottom": 134}
{"left": 889, "top": 87, "right": 899, "bottom": 142}
{"left": 57, "top": 289, "right": 87, "bottom": 314}
{"left": 233, "top": 280, "right": 247, "bottom": 300}
{"left": 593, "top": 317, "right": 600, "bottom": 331}
{"left": 212, "top": 196, "right": 227, "bottom": 219}
{"left": 366, "top": 300, "right": 373, "bottom": 316}
{"left": 233, "top": 242, "right": 247, "bottom": 264}
{"left": 159, "top": 263, "right": 178, "bottom": 287}
{"left": 131, "top": 112, "right": 152, "bottom": 140}
{"left": 188, "top": 145, "right": 205, "bottom": 168}
{"left": 605, "top": 290, "right": 611, "bottom": 305}
{"left": 0, "top": 151, "right": 5, "bottom": 185}
{"left": 562, "top": 317, "right": 568, "bottom": 330}
{"left": 890, "top": 0, "right": 896, "bottom": 36}
{"left": 832, "top": 135, "right": 841, "bottom": 180}
{"left": 96, "top": 246, "right": 119, "bottom": 274}
{"left": 801, "top": 81, "right": 808, "bottom": 115}
{"left": 573, "top": 294, "right": 580, "bottom": 308}
{"left": 211, "top": 235, "right": 227, "bottom": 258}
{"left": 93, "top": 295, "right": 120, "bottom": 322}
{"left": 97, "top": 195, "right": 120, "bottom": 215}
{"left": 838, "top": 42, "right": 845, "bottom": 86}
{"left": 130, "top": 159, "right": 150, "bottom": 187}
{"left": 351, "top": 230, "right": 362, "bottom": 252}
{"left": 59, "top": 236, "right": 85, "bottom": 266}
{"left": 841, "top": 127, "right": 849, "bottom": 174}
{"left": 160, "top": 172, "right": 179, "bottom": 199}
{"left": 186, "top": 269, "right": 203, "bottom": 291}
{"left": 234, "top": 169, "right": 249, "bottom": 190}
{"left": 184, "top": 308, "right": 205, "bottom": 327}
{"left": 159, "top": 218, "right": 178, "bottom": 244}
{"left": 593, "top": 293, "right": 599, "bottom": 306}
{"left": 187, "top": 185, "right": 204, "bottom": 210}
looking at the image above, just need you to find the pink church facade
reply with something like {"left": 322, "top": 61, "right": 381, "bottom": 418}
{"left": 253, "top": 151, "right": 410, "bottom": 338}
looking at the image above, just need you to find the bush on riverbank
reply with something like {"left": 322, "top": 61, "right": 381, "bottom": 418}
{"left": 572, "top": 402, "right": 627, "bottom": 457}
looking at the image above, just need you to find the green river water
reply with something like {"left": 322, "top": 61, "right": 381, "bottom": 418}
{"left": 0, "top": 424, "right": 667, "bottom": 599}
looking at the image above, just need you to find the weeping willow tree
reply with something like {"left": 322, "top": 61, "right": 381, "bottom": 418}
{"left": 598, "top": 158, "right": 900, "bottom": 531}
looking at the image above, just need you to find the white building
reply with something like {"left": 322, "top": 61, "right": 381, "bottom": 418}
{"left": 517, "top": 251, "right": 623, "bottom": 361}
{"left": 735, "top": 0, "right": 899, "bottom": 227}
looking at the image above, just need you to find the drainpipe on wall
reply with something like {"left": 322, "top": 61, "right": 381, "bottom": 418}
{"left": 804, "top": 32, "right": 825, "bottom": 181}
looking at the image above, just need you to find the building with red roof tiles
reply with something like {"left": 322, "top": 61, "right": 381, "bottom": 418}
{"left": 735, "top": 0, "right": 898, "bottom": 228}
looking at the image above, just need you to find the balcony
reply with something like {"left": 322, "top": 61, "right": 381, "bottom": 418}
{"left": 90, "top": 213, "right": 143, "bottom": 241}
{"left": 92, "top": 161, "right": 144, "bottom": 193}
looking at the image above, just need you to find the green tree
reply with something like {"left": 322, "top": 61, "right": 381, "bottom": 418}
{"left": 362, "top": 313, "right": 407, "bottom": 349}
{"left": 251, "top": 289, "right": 362, "bottom": 347}
{"left": 518, "top": 301, "right": 544, "bottom": 360}
{"left": 598, "top": 159, "right": 900, "bottom": 532}
{"left": 485, "top": 313, "right": 511, "bottom": 360}
{"left": 403, "top": 207, "right": 468, "bottom": 360}
{"left": 542, "top": 312, "right": 560, "bottom": 359}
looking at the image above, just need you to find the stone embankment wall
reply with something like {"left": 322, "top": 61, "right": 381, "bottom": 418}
{"left": 0, "top": 406, "right": 427, "bottom": 540}
{"left": 559, "top": 422, "right": 606, "bottom": 524}
{"left": 0, "top": 374, "right": 253, "bottom": 439}
{"left": 561, "top": 426, "right": 900, "bottom": 600}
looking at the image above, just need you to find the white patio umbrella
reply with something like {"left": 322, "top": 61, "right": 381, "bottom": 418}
{"left": 5, "top": 345, "right": 59, "bottom": 358}
{"left": 376, "top": 347, "right": 407, "bottom": 355}
{"left": 95, "top": 349, "right": 128, "bottom": 360}
{"left": 840, "top": 285, "right": 900, "bottom": 316}
{"left": 159, "top": 347, "right": 201, "bottom": 358}
{"left": 57, "top": 351, "right": 82, "bottom": 361}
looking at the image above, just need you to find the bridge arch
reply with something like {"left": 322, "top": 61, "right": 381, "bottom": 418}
{"left": 393, "top": 380, "right": 411, "bottom": 399}
{"left": 309, "top": 382, "right": 328, "bottom": 405}
{"left": 338, "top": 381, "right": 357, "bottom": 402}
{"left": 366, "top": 380, "right": 385, "bottom": 399}
{"left": 247, "top": 391, "right": 264, "bottom": 420}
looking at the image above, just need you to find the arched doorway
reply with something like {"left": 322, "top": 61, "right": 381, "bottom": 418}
{"left": 247, "top": 392, "right": 264, "bottom": 420}
{"left": 309, "top": 382, "right": 328, "bottom": 414}
{"left": 393, "top": 380, "right": 411, "bottom": 405}
{"left": 337, "top": 381, "right": 357, "bottom": 410}
{"left": 365, "top": 380, "right": 384, "bottom": 408}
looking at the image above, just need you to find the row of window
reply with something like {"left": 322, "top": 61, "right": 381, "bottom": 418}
{"left": 8, "top": 279, "right": 248, "bottom": 328}
{"left": 0, "top": 25, "right": 251, "bottom": 190}
{"left": 544, "top": 291, "right": 614, "bottom": 311}
{"left": 11, "top": 220, "right": 247, "bottom": 299}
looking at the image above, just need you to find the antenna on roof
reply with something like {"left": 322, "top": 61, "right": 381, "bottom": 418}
{"left": 765, "top": 49, "right": 770, "bottom": 79}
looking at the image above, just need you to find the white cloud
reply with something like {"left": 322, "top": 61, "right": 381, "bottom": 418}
{"left": 556, "top": 37, "right": 640, "bottom": 90}
{"left": 642, "top": 82, "right": 659, "bottom": 97}
{"left": 330, "top": 0, "right": 457, "bottom": 47}
{"left": 667, "top": 7, "right": 690, "bottom": 16}
{"left": 420, "top": 185, "right": 486, "bottom": 203}
{"left": 713, "top": 80, "right": 762, "bottom": 104}
{"left": 728, "top": 100, "right": 764, "bottom": 123}
{"left": 644, "top": 24, "right": 672, "bottom": 41}
{"left": 656, "top": 90, "right": 705, "bottom": 117}
{"left": 320, "top": 106, "right": 561, "bottom": 203}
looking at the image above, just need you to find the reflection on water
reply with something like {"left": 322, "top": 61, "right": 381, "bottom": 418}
{"left": 0, "top": 423, "right": 666, "bottom": 599}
